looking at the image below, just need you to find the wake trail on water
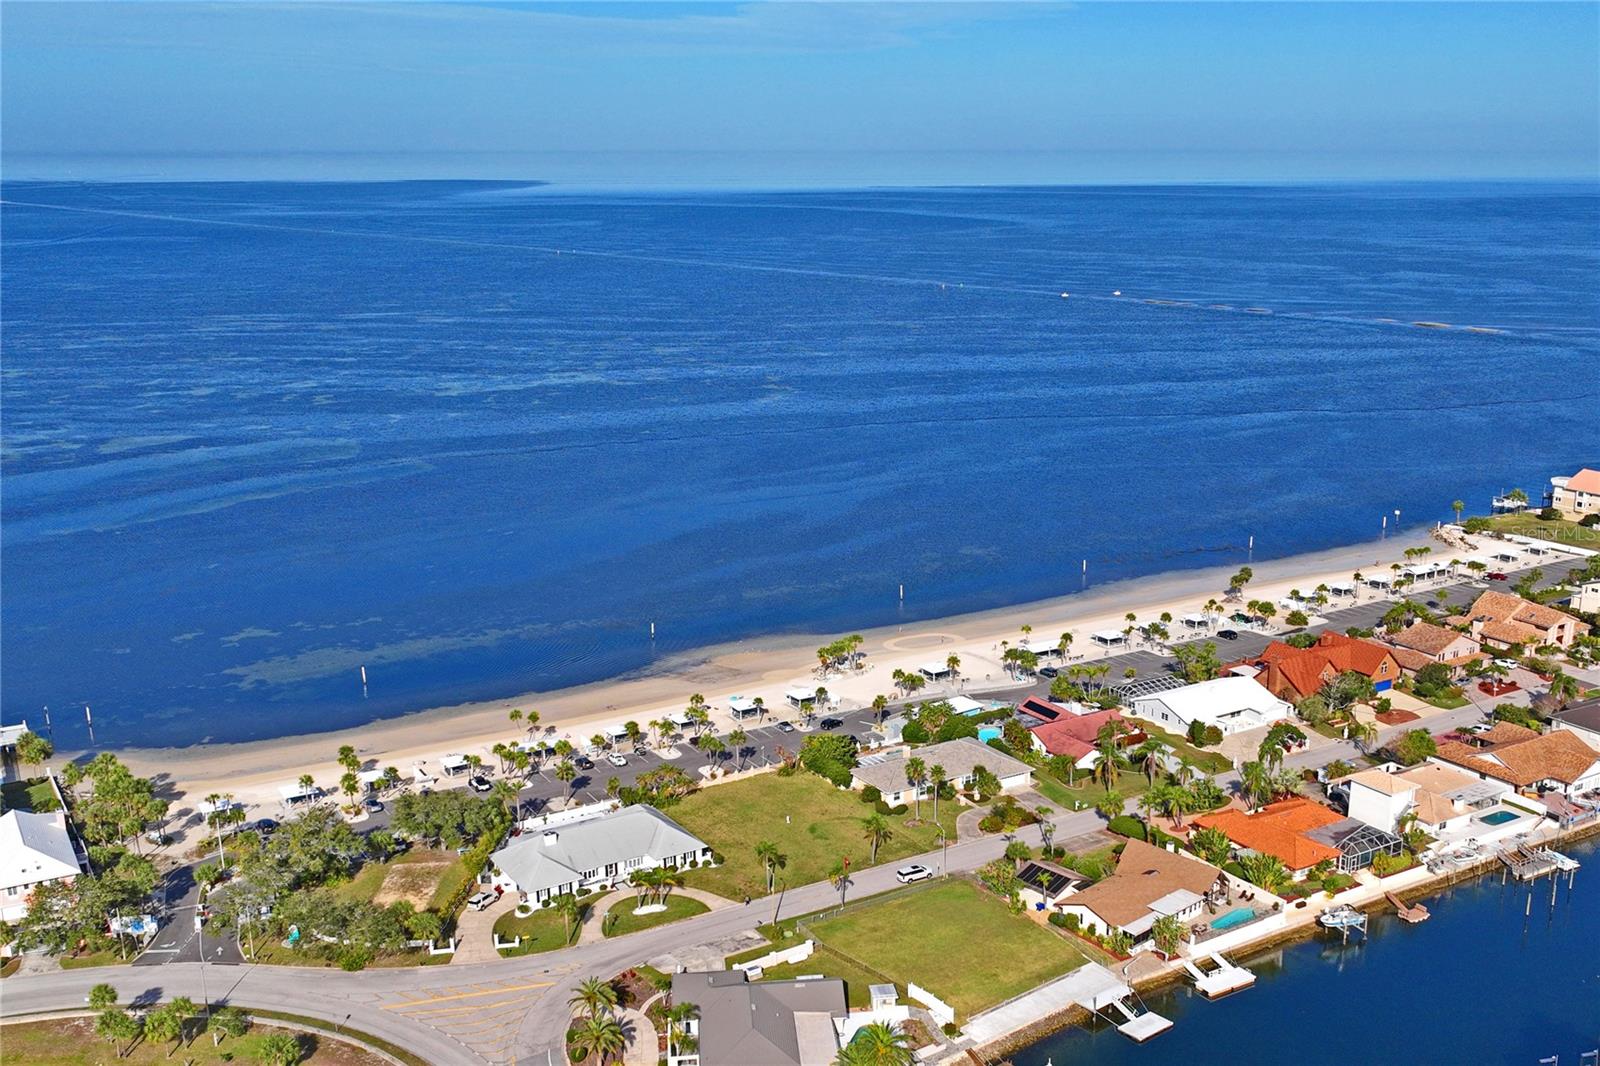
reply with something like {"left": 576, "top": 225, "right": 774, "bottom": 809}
{"left": 2, "top": 198, "right": 1575, "bottom": 342}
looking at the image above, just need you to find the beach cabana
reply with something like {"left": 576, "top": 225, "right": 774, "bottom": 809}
{"left": 277, "top": 781, "right": 318, "bottom": 805}
{"left": 1180, "top": 613, "right": 1208, "bottom": 630}
{"left": 440, "top": 753, "right": 470, "bottom": 776}
{"left": 727, "top": 695, "right": 760, "bottom": 719}
{"left": 357, "top": 768, "right": 386, "bottom": 792}
{"left": 604, "top": 724, "right": 631, "bottom": 744}
{"left": 948, "top": 695, "right": 984, "bottom": 716}
{"left": 666, "top": 711, "right": 695, "bottom": 732}
{"left": 918, "top": 661, "right": 956, "bottom": 680}
{"left": 1329, "top": 582, "right": 1355, "bottom": 597}
{"left": 197, "top": 797, "right": 244, "bottom": 816}
{"left": 1365, "top": 575, "right": 1394, "bottom": 590}
{"left": 1090, "top": 630, "right": 1128, "bottom": 648}
{"left": 785, "top": 687, "right": 820, "bottom": 709}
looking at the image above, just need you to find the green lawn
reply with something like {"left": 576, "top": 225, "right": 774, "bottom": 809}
{"left": 805, "top": 879, "right": 1089, "bottom": 1019}
{"left": 493, "top": 905, "right": 582, "bottom": 957}
{"left": 1124, "top": 719, "right": 1234, "bottom": 775}
{"left": 669, "top": 773, "right": 960, "bottom": 901}
{"left": 752, "top": 945, "right": 891, "bottom": 1009}
{"left": 1, "top": 777, "right": 60, "bottom": 813}
{"left": 602, "top": 893, "right": 708, "bottom": 937}
{"left": 0, "top": 1018, "right": 387, "bottom": 1065}
{"left": 59, "top": 950, "right": 125, "bottom": 969}
{"left": 1484, "top": 513, "right": 1600, "bottom": 549}
{"left": 1033, "top": 768, "right": 1147, "bottom": 812}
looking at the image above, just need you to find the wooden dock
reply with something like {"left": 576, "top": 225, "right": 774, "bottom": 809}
{"left": 1385, "top": 891, "right": 1430, "bottom": 923}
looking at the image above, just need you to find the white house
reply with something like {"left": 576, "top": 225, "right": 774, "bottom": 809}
{"left": 1129, "top": 675, "right": 1292, "bottom": 738}
{"left": 1054, "top": 839, "right": 1224, "bottom": 943}
{"left": 848, "top": 737, "right": 1031, "bottom": 805}
{"left": 0, "top": 809, "right": 84, "bottom": 923}
{"left": 489, "top": 804, "right": 711, "bottom": 903}
{"left": 1550, "top": 699, "right": 1600, "bottom": 753}
{"left": 1333, "top": 763, "right": 1506, "bottom": 838}
{"left": 1571, "top": 581, "right": 1600, "bottom": 615}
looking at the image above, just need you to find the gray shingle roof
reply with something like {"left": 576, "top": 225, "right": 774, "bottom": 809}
{"left": 671, "top": 970, "right": 845, "bottom": 1066}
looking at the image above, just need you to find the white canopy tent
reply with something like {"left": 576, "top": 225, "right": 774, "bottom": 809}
{"left": 440, "top": 753, "right": 470, "bottom": 776}
{"left": 785, "top": 688, "right": 819, "bottom": 707}
{"left": 1091, "top": 630, "right": 1127, "bottom": 647}
{"left": 277, "top": 782, "right": 317, "bottom": 805}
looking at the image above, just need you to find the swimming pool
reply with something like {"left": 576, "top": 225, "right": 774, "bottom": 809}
{"left": 1478, "top": 810, "right": 1519, "bottom": 826}
{"left": 978, "top": 726, "right": 1002, "bottom": 742}
{"left": 1210, "top": 907, "right": 1256, "bottom": 931}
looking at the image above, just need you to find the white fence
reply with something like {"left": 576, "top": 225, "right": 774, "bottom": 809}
{"left": 907, "top": 982, "right": 955, "bottom": 1028}
{"left": 733, "top": 939, "right": 814, "bottom": 976}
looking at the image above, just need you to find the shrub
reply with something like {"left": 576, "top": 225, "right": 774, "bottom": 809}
{"left": 1063, "top": 913, "right": 1081, "bottom": 930}
{"left": 901, "top": 721, "right": 930, "bottom": 744}
{"left": 1106, "top": 815, "right": 1146, "bottom": 840}
{"left": 1371, "top": 851, "right": 1411, "bottom": 877}
{"left": 942, "top": 1022, "right": 960, "bottom": 1038}
{"left": 873, "top": 800, "right": 894, "bottom": 816}
{"left": 860, "top": 785, "right": 882, "bottom": 805}
{"left": 709, "top": 851, "right": 724, "bottom": 865}
{"left": 1187, "top": 720, "right": 1207, "bottom": 745}
{"left": 1539, "top": 506, "right": 1561, "bottom": 521}
{"left": 1581, "top": 513, "right": 1600, "bottom": 528}
{"left": 1462, "top": 516, "right": 1491, "bottom": 533}
{"left": 1203, "top": 725, "right": 1223, "bottom": 746}
{"left": 337, "top": 945, "right": 373, "bottom": 971}
{"left": 890, "top": 804, "right": 908, "bottom": 816}
{"left": 1047, "top": 912, "right": 1069, "bottom": 928}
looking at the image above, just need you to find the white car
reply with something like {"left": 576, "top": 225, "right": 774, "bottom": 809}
{"left": 606, "top": 752, "right": 628, "bottom": 767}
{"left": 895, "top": 864, "right": 933, "bottom": 884}
{"left": 466, "top": 891, "right": 496, "bottom": 911}
{"left": 1493, "top": 658, "right": 1521, "bottom": 671}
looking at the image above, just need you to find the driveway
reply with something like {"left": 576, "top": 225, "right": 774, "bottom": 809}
{"left": 452, "top": 891, "right": 515, "bottom": 965}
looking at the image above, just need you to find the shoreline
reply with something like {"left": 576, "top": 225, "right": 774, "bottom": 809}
{"left": 90, "top": 527, "right": 1441, "bottom": 809}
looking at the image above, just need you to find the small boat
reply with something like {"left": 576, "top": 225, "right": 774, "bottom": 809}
{"left": 1318, "top": 905, "right": 1365, "bottom": 929}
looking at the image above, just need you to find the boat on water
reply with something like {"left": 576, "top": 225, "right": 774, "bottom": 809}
{"left": 1318, "top": 905, "right": 1365, "bottom": 929}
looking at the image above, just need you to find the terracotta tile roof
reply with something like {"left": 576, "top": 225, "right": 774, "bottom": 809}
{"left": 1387, "top": 622, "right": 1472, "bottom": 657}
{"left": 1387, "top": 646, "right": 1436, "bottom": 673}
{"left": 1434, "top": 730, "right": 1600, "bottom": 787}
{"left": 1252, "top": 632, "right": 1398, "bottom": 699}
{"left": 1027, "top": 708, "right": 1126, "bottom": 759}
{"left": 1479, "top": 618, "right": 1542, "bottom": 645}
{"left": 1477, "top": 722, "right": 1541, "bottom": 747}
{"left": 1467, "top": 591, "right": 1583, "bottom": 635}
{"left": 1565, "top": 468, "right": 1600, "bottom": 494}
{"left": 1060, "top": 839, "right": 1221, "bottom": 928}
{"left": 1191, "top": 797, "right": 1345, "bottom": 871}
{"left": 1410, "top": 790, "right": 1463, "bottom": 826}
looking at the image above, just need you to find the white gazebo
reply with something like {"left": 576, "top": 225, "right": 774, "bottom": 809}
{"left": 785, "top": 688, "right": 820, "bottom": 708}
{"left": 277, "top": 781, "right": 318, "bottom": 805}
{"left": 727, "top": 696, "right": 760, "bottom": 719}
{"left": 1090, "top": 630, "right": 1128, "bottom": 647}
{"left": 918, "top": 661, "right": 956, "bottom": 680}
{"left": 440, "top": 753, "right": 470, "bottom": 776}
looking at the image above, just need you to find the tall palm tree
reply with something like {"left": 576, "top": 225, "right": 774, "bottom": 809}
{"left": 1348, "top": 719, "right": 1379, "bottom": 753}
{"left": 700, "top": 734, "right": 726, "bottom": 771}
{"left": 836, "top": 1021, "right": 914, "bottom": 1066}
{"left": 554, "top": 894, "right": 583, "bottom": 944}
{"left": 569, "top": 976, "right": 619, "bottom": 1020}
{"left": 728, "top": 727, "right": 748, "bottom": 771}
{"left": 654, "top": 867, "right": 685, "bottom": 905}
{"left": 861, "top": 814, "right": 892, "bottom": 863}
{"left": 929, "top": 765, "right": 947, "bottom": 824}
{"left": 569, "top": 1013, "right": 626, "bottom": 1066}
{"left": 871, "top": 694, "right": 889, "bottom": 726}
{"left": 665, "top": 1003, "right": 699, "bottom": 1058}
{"left": 756, "top": 841, "right": 786, "bottom": 893}
{"left": 827, "top": 861, "right": 852, "bottom": 907}
{"left": 905, "top": 757, "right": 926, "bottom": 819}
{"left": 1549, "top": 670, "right": 1580, "bottom": 708}
{"left": 1131, "top": 737, "right": 1167, "bottom": 784}
{"left": 1240, "top": 760, "right": 1273, "bottom": 810}
{"left": 555, "top": 759, "right": 578, "bottom": 801}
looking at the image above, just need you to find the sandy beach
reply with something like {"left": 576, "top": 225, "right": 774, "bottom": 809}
{"left": 90, "top": 528, "right": 1453, "bottom": 815}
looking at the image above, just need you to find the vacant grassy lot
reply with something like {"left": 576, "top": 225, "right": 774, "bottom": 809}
{"left": 1485, "top": 513, "right": 1600, "bottom": 549}
{"left": 671, "top": 773, "right": 959, "bottom": 901}
{"left": 332, "top": 849, "right": 461, "bottom": 908}
{"left": 806, "top": 879, "right": 1088, "bottom": 1019}
{"left": 0, "top": 1017, "right": 385, "bottom": 1065}
{"left": 603, "top": 893, "right": 708, "bottom": 937}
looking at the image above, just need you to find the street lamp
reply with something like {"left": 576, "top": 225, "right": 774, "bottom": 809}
{"left": 936, "top": 828, "right": 949, "bottom": 878}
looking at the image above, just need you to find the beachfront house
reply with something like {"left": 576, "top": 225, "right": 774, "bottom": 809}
{"left": 667, "top": 970, "right": 846, "bottom": 1066}
{"left": 1550, "top": 698, "right": 1600, "bottom": 753}
{"left": 1128, "top": 675, "right": 1292, "bottom": 738}
{"left": 1451, "top": 591, "right": 1589, "bottom": 650}
{"left": 1332, "top": 763, "right": 1507, "bottom": 838}
{"left": 1380, "top": 622, "right": 1483, "bottom": 678}
{"left": 1550, "top": 468, "right": 1600, "bottom": 520}
{"left": 848, "top": 737, "right": 1031, "bottom": 805}
{"left": 0, "top": 808, "right": 86, "bottom": 923}
{"left": 489, "top": 805, "right": 711, "bottom": 903}
{"left": 1192, "top": 797, "right": 1403, "bottom": 877}
{"left": 1054, "top": 839, "right": 1223, "bottom": 944}
{"left": 1430, "top": 722, "right": 1600, "bottom": 798}
{"left": 1247, "top": 631, "right": 1402, "bottom": 701}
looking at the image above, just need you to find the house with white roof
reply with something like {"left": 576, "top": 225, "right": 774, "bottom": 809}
{"left": 1, "top": 808, "right": 85, "bottom": 922}
{"left": 489, "top": 805, "right": 711, "bottom": 903}
{"left": 1128, "top": 675, "right": 1292, "bottom": 738}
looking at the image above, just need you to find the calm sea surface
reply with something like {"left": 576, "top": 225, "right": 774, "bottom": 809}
{"left": 1019, "top": 838, "right": 1600, "bottom": 1065}
{"left": 2, "top": 181, "right": 1597, "bottom": 747}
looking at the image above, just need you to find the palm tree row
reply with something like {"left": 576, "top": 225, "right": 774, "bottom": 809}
{"left": 567, "top": 976, "right": 626, "bottom": 1065}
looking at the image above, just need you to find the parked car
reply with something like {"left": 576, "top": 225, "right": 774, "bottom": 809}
{"left": 1217, "top": 628, "right": 1240, "bottom": 640}
{"left": 1488, "top": 571, "right": 1509, "bottom": 581}
{"left": 776, "top": 721, "right": 795, "bottom": 733}
{"left": 466, "top": 891, "right": 496, "bottom": 911}
{"left": 606, "top": 752, "right": 628, "bottom": 767}
{"left": 819, "top": 717, "right": 844, "bottom": 730}
{"left": 362, "top": 797, "right": 385, "bottom": 814}
{"left": 468, "top": 775, "right": 493, "bottom": 793}
{"left": 895, "top": 864, "right": 933, "bottom": 884}
{"left": 1493, "top": 658, "right": 1521, "bottom": 671}
{"left": 574, "top": 756, "right": 595, "bottom": 771}
{"left": 251, "top": 818, "right": 279, "bottom": 835}
{"left": 144, "top": 830, "right": 173, "bottom": 847}
{"left": 1038, "top": 666, "right": 1059, "bottom": 678}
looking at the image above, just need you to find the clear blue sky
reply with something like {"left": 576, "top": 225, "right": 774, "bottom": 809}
{"left": 4, "top": 1, "right": 1597, "bottom": 183}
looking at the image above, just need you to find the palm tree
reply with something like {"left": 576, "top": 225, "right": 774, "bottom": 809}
{"left": 555, "top": 759, "right": 578, "bottom": 801}
{"left": 1240, "top": 760, "right": 1273, "bottom": 810}
{"left": 835, "top": 1021, "right": 914, "bottom": 1066}
{"left": 1131, "top": 737, "right": 1167, "bottom": 784}
{"left": 728, "top": 727, "right": 748, "bottom": 771}
{"left": 340, "top": 771, "right": 361, "bottom": 814}
{"left": 700, "top": 734, "right": 726, "bottom": 772}
{"left": 553, "top": 893, "right": 583, "bottom": 943}
{"left": 929, "top": 764, "right": 947, "bottom": 824}
{"left": 1347, "top": 719, "right": 1379, "bottom": 752}
{"left": 1035, "top": 805, "right": 1055, "bottom": 851}
{"left": 756, "top": 841, "right": 787, "bottom": 893}
{"left": 905, "top": 757, "right": 926, "bottom": 819}
{"left": 871, "top": 694, "right": 889, "bottom": 726}
{"left": 256, "top": 1033, "right": 304, "bottom": 1066}
{"left": 1549, "top": 670, "right": 1580, "bottom": 708}
{"left": 654, "top": 867, "right": 685, "bottom": 905}
{"left": 946, "top": 654, "right": 961, "bottom": 683}
{"left": 569, "top": 1013, "right": 627, "bottom": 1065}
{"left": 862, "top": 814, "right": 893, "bottom": 863}
{"left": 569, "top": 976, "right": 620, "bottom": 1020}
{"left": 665, "top": 1003, "right": 699, "bottom": 1059}
{"left": 827, "top": 861, "right": 852, "bottom": 907}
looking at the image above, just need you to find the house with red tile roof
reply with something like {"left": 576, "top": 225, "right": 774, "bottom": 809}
{"left": 1380, "top": 622, "right": 1484, "bottom": 678}
{"left": 1430, "top": 722, "right": 1600, "bottom": 796}
{"left": 1243, "top": 631, "right": 1402, "bottom": 702}
{"left": 1453, "top": 590, "right": 1588, "bottom": 650}
{"left": 1191, "top": 796, "right": 1405, "bottom": 876}
{"left": 1550, "top": 467, "right": 1600, "bottom": 520}
{"left": 1015, "top": 697, "right": 1144, "bottom": 769}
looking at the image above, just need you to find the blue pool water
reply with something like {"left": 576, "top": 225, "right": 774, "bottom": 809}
{"left": 1208, "top": 907, "right": 1257, "bottom": 931}
{"left": 977, "top": 726, "right": 1003, "bottom": 743}
{"left": 1478, "top": 810, "right": 1520, "bottom": 826}
{"left": 2, "top": 181, "right": 1597, "bottom": 747}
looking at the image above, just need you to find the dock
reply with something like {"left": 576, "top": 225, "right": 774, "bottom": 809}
{"left": 1182, "top": 953, "right": 1256, "bottom": 998}
{"left": 1385, "top": 891, "right": 1430, "bottom": 923}
{"left": 1497, "top": 842, "right": 1579, "bottom": 882}
{"left": 960, "top": 962, "right": 1170, "bottom": 1048}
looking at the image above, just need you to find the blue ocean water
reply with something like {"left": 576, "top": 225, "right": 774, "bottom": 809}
{"left": 2, "top": 181, "right": 1597, "bottom": 748}
{"left": 1017, "top": 837, "right": 1600, "bottom": 1065}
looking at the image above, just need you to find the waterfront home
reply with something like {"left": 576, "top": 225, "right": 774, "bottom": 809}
{"left": 849, "top": 736, "right": 1032, "bottom": 804}
{"left": 1550, "top": 697, "right": 1600, "bottom": 752}
{"left": 1450, "top": 591, "right": 1589, "bottom": 650}
{"left": 1054, "top": 839, "right": 1223, "bottom": 944}
{"left": 668, "top": 970, "right": 846, "bottom": 1066}
{"left": 1380, "top": 621, "right": 1484, "bottom": 678}
{"left": 0, "top": 722, "right": 32, "bottom": 788}
{"left": 1128, "top": 675, "right": 1293, "bottom": 738}
{"left": 1016, "top": 858, "right": 1092, "bottom": 912}
{"left": 0, "top": 808, "right": 85, "bottom": 923}
{"left": 1331, "top": 763, "right": 1506, "bottom": 837}
{"left": 1570, "top": 580, "right": 1600, "bottom": 615}
{"left": 1247, "top": 631, "right": 1402, "bottom": 701}
{"left": 1549, "top": 467, "right": 1600, "bottom": 520}
{"left": 1020, "top": 706, "right": 1138, "bottom": 770}
{"left": 1431, "top": 722, "right": 1600, "bottom": 797}
{"left": 1191, "top": 797, "right": 1401, "bottom": 877}
{"left": 489, "top": 805, "right": 711, "bottom": 903}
